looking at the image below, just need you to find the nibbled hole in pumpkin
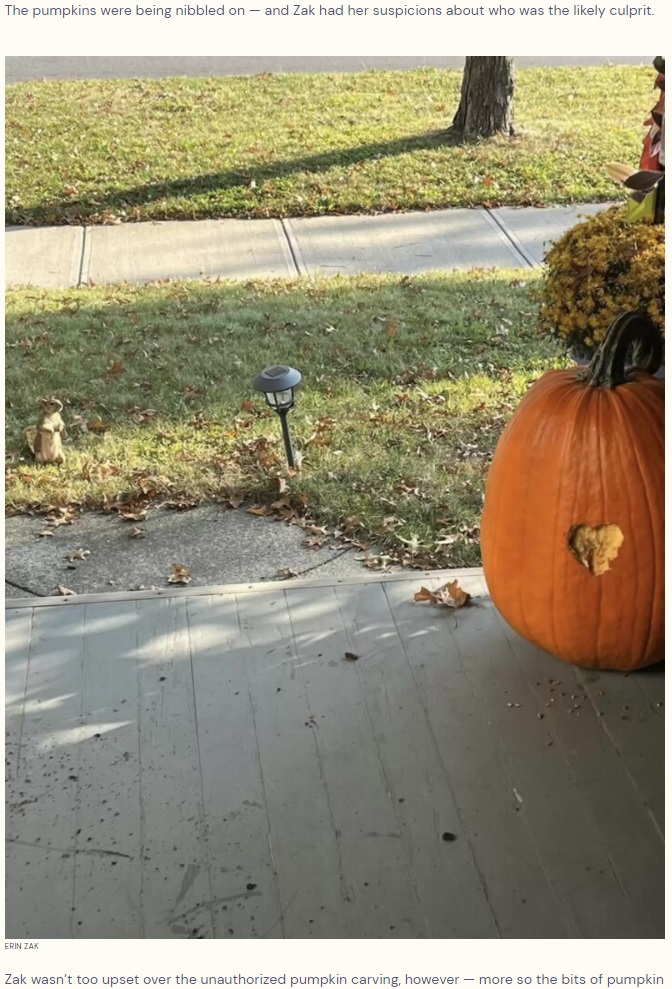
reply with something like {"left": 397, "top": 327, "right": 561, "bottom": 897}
{"left": 567, "top": 524, "right": 624, "bottom": 576}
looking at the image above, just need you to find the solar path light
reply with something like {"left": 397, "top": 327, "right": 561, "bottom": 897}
{"left": 252, "top": 365, "right": 302, "bottom": 468}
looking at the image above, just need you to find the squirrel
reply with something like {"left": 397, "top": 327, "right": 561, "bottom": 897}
{"left": 25, "top": 397, "right": 67, "bottom": 465}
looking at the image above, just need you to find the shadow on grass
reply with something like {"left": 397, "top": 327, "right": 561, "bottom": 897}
{"left": 8, "top": 129, "right": 471, "bottom": 227}
{"left": 5, "top": 272, "right": 556, "bottom": 440}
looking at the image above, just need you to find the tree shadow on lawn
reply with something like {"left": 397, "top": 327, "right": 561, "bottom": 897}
{"left": 5, "top": 273, "right": 557, "bottom": 452}
{"left": 13, "top": 129, "right": 470, "bottom": 227}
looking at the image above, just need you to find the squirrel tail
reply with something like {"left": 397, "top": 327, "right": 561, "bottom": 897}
{"left": 24, "top": 426, "right": 37, "bottom": 455}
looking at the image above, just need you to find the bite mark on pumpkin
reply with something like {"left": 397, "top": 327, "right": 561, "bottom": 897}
{"left": 567, "top": 524, "right": 624, "bottom": 576}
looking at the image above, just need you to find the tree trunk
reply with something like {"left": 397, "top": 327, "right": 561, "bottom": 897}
{"left": 452, "top": 56, "right": 515, "bottom": 139}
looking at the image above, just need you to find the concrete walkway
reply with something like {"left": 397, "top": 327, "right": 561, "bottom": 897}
{"left": 6, "top": 203, "right": 609, "bottom": 289}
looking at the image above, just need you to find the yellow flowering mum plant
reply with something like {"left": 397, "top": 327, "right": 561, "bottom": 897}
{"left": 538, "top": 205, "right": 665, "bottom": 359}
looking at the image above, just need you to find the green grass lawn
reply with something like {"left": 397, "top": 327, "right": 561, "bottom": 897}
{"left": 5, "top": 65, "right": 644, "bottom": 227}
{"left": 6, "top": 271, "right": 567, "bottom": 569}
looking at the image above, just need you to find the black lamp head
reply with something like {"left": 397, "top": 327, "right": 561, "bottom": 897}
{"left": 253, "top": 365, "right": 302, "bottom": 411}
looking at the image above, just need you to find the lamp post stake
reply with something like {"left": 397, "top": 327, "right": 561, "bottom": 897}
{"left": 278, "top": 409, "right": 296, "bottom": 469}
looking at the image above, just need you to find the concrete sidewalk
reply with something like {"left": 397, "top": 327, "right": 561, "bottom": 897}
{"left": 5, "top": 200, "right": 611, "bottom": 600}
{"left": 5, "top": 202, "right": 610, "bottom": 289}
{"left": 5, "top": 505, "right": 390, "bottom": 600}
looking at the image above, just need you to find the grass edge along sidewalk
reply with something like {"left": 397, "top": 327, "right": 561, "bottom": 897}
{"left": 6, "top": 65, "right": 649, "bottom": 226}
{"left": 6, "top": 269, "right": 567, "bottom": 572}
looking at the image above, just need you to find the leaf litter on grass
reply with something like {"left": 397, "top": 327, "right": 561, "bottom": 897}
{"left": 6, "top": 270, "right": 568, "bottom": 570}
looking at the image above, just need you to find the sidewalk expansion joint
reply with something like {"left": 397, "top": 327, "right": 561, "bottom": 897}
{"left": 78, "top": 226, "right": 92, "bottom": 286}
{"left": 482, "top": 208, "right": 539, "bottom": 269}
{"left": 279, "top": 218, "right": 308, "bottom": 276}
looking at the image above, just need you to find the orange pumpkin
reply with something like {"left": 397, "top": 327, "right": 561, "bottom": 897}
{"left": 480, "top": 312, "right": 664, "bottom": 671}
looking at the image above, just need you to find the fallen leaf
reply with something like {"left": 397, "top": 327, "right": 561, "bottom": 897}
{"left": 414, "top": 580, "right": 472, "bottom": 608}
{"left": 38, "top": 530, "right": 54, "bottom": 538}
{"left": 441, "top": 579, "right": 472, "bottom": 608}
{"left": 168, "top": 563, "right": 191, "bottom": 585}
{"left": 275, "top": 567, "right": 298, "bottom": 580}
{"left": 118, "top": 507, "right": 148, "bottom": 522}
{"left": 65, "top": 548, "right": 90, "bottom": 562}
{"left": 398, "top": 534, "right": 421, "bottom": 555}
{"left": 87, "top": 418, "right": 109, "bottom": 433}
{"left": 128, "top": 526, "right": 146, "bottom": 539}
{"left": 414, "top": 586, "right": 440, "bottom": 604}
{"left": 106, "top": 358, "right": 126, "bottom": 377}
{"left": 240, "top": 400, "right": 256, "bottom": 412}
{"left": 247, "top": 505, "right": 268, "bottom": 516}
{"left": 127, "top": 407, "right": 157, "bottom": 423}
{"left": 57, "top": 586, "right": 76, "bottom": 596}
{"left": 344, "top": 651, "right": 359, "bottom": 662}
{"left": 304, "top": 535, "right": 327, "bottom": 549}
{"left": 45, "top": 508, "right": 78, "bottom": 527}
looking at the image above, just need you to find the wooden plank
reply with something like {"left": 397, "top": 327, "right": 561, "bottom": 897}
{"left": 134, "top": 597, "right": 214, "bottom": 938}
{"left": 187, "top": 595, "right": 283, "bottom": 939}
{"left": 286, "top": 584, "right": 430, "bottom": 938}
{"left": 5, "top": 609, "right": 32, "bottom": 784}
{"left": 382, "top": 577, "right": 573, "bottom": 938}
{"left": 331, "top": 581, "right": 503, "bottom": 938}
{"left": 5, "top": 606, "right": 85, "bottom": 938}
{"left": 488, "top": 597, "right": 664, "bottom": 938}
{"left": 574, "top": 662, "right": 665, "bottom": 835}
{"left": 72, "top": 602, "right": 143, "bottom": 938}
{"left": 235, "top": 587, "right": 356, "bottom": 938}
{"left": 412, "top": 574, "right": 641, "bottom": 938}
{"left": 628, "top": 663, "right": 665, "bottom": 718}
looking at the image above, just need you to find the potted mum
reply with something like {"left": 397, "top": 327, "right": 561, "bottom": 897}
{"left": 539, "top": 57, "right": 665, "bottom": 370}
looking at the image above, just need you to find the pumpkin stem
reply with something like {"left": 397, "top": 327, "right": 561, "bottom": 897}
{"left": 578, "top": 312, "right": 664, "bottom": 388}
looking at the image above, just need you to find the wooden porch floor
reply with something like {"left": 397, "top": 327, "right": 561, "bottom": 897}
{"left": 5, "top": 570, "right": 664, "bottom": 939}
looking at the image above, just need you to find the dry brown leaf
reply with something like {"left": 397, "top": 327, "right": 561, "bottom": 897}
{"left": 38, "top": 530, "right": 54, "bottom": 539}
{"left": 227, "top": 494, "right": 244, "bottom": 509}
{"left": 106, "top": 358, "right": 126, "bottom": 377}
{"left": 414, "top": 586, "right": 439, "bottom": 604}
{"left": 275, "top": 567, "right": 298, "bottom": 580}
{"left": 128, "top": 407, "right": 157, "bottom": 423}
{"left": 168, "top": 563, "right": 191, "bottom": 585}
{"left": 45, "top": 507, "right": 78, "bottom": 527}
{"left": 57, "top": 586, "right": 76, "bottom": 596}
{"left": 240, "top": 399, "right": 256, "bottom": 412}
{"left": 87, "top": 418, "right": 109, "bottom": 433}
{"left": 344, "top": 651, "right": 359, "bottom": 662}
{"left": 128, "top": 526, "right": 146, "bottom": 539}
{"left": 247, "top": 505, "right": 268, "bottom": 516}
{"left": 303, "top": 523, "right": 328, "bottom": 536}
{"left": 65, "top": 548, "right": 90, "bottom": 562}
{"left": 118, "top": 507, "right": 148, "bottom": 522}
{"left": 414, "top": 580, "right": 472, "bottom": 608}
{"left": 304, "top": 535, "right": 327, "bottom": 549}
{"left": 444, "top": 579, "right": 472, "bottom": 608}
